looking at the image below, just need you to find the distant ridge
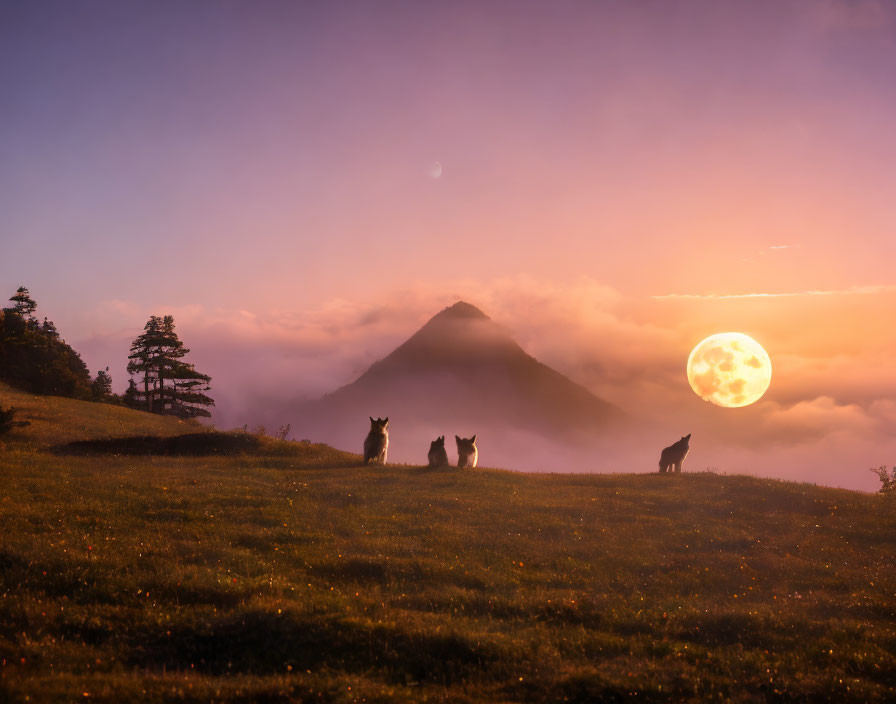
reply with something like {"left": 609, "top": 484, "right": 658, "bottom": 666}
{"left": 295, "top": 301, "right": 626, "bottom": 466}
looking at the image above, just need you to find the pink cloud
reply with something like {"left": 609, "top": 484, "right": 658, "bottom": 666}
{"left": 759, "top": 396, "right": 877, "bottom": 442}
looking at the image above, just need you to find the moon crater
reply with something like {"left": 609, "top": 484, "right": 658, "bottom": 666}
{"left": 687, "top": 332, "right": 771, "bottom": 408}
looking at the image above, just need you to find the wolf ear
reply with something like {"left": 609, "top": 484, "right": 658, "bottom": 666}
{"left": 370, "top": 416, "right": 374, "bottom": 423}
{"left": 384, "top": 417, "right": 389, "bottom": 425}
{"left": 471, "top": 434, "right": 477, "bottom": 443}
{"left": 685, "top": 433, "right": 691, "bottom": 440}
{"left": 455, "top": 435, "right": 461, "bottom": 443}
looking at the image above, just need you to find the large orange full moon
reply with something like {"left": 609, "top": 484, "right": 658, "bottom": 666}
{"left": 687, "top": 333, "right": 772, "bottom": 407}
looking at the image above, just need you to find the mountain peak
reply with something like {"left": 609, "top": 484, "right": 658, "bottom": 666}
{"left": 307, "top": 299, "right": 626, "bottom": 466}
{"left": 432, "top": 301, "right": 490, "bottom": 322}
{"left": 383, "top": 299, "right": 514, "bottom": 367}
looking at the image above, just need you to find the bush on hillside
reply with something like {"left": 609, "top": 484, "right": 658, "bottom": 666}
{"left": 0, "top": 405, "right": 30, "bottom": 435}
{"left": 870, "top": 466, "right": 896, "bottom": 493}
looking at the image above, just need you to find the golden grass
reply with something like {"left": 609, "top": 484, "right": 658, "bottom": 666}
{"left": 0, "top": 382, "right": 206, "bottom": 448}
{"left": 1, "top": 390, "right": 895, "bottom": 702}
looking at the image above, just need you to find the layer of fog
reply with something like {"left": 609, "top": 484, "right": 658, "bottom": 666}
{"left": 70, "top": 277, "right": 896, "bottom": 493}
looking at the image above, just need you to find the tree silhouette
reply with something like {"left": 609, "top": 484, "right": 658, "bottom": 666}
{"left": 123, "top": 378, "right": 140, "bottom": 409}
{"left": 91, "top": 367, "right": 113, "bottom": 401}
{"left": 127, "top": 315, "right": 163, "bottom": 412}
{"left": 127, "top": 315, "right": 214, "bottom": 418}
{"left": 0, "top": 286, "right": 92, "bottom": 398}
{"left": 9, "top": 287, "right": 37, "bottom": 321}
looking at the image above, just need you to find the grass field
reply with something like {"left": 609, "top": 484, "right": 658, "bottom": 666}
{"left": 1, "top": 384, "right": 895, "bottom": 702}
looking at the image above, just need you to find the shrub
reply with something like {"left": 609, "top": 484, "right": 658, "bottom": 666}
{"left": 869, "top": 466, "right": 896, "bottom": 493}
{"left": 0, "top": 405, "right": 29, "bottom": 435}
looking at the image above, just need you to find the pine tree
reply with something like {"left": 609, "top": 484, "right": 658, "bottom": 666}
{"left": 91, "top": 367, "right": 113, "bottom": 401}
{"left": 155, "top": 316, "right": 187, "bottom": 413}
{"left": 127, "top": 315, "right": 214, "bottom": 418}
{"left": 9, "top": 287, "right": 37, "bottom": 321}
{"left": 127, "top": 316, "right": 164, "bottom": 412}
{"left": 168, "top": 360, "right": 214, "bottom": 418}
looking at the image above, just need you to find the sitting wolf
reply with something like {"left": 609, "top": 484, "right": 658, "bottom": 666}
{"left": 428, "top": 435, "right": 449, "bottom": 467}
{"left": 659, "top": 433, "right": 690, "bottom": 473}
{"left": 455, "top": 434, "right": 478, "bottom": 468}
{"left": 363, "top": 417, "right": 389, "bottom": 465}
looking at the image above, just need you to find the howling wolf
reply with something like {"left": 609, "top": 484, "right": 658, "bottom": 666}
{"left": 427, "top": 435, "right": 449, "bottom": 467}
{"left": 363, "top": 417, "right": 389, "bottom": 465}
{"left": 456, "top": 434, "right": 478, "bottom": 468}
{"left": 659, "top": 434, "right": 690, "bottom": 473}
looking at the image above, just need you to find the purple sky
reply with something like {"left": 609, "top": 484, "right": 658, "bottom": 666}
{"left": 3, "top": 1, "right": 896, "bottom": 489}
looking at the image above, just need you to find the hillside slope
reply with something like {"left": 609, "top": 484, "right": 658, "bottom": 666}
{"left": 0, "top": 381, "right": 208, "bottom": 448}
{"left": 1, "top": 402, "right": 894, "bottom": 703}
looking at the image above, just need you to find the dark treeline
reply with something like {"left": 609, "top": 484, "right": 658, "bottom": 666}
{"left": 0, "top": 287, "right": 94, "bottom": 399}
{"left": 0, "top": 286, "right": 213, "bottom": 418}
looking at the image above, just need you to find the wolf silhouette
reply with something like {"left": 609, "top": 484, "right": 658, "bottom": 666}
{"left": 456, "top": 434, "right": 478, "bottom": 468}
{"left": 427, "top": 435, "right": 449, "bottom": 467}
{"left": 659, "top": 434, "right": 690, "bottom": 473}
{"left": 363, "top": 416, "right": 389, "bottom": 465}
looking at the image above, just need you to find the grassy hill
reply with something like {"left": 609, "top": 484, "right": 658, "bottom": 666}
{"left": 0, "top": 382, "right": 208, "bottom": 448}
{"left": 1, "top": 391, "right": 895, "bottom": 702}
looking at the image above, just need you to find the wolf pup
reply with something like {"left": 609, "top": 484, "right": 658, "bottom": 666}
{"left": 455, "top": 434, "right": 478, "bottom": 468}
{"left": 363, "top": 417, "right": 389, "bottom": 465}
{"left": 428, "top": 436, "right": 449, "bottom": 467}
{"left": 659, "top": 433, "right": 690, "bottom": 473}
